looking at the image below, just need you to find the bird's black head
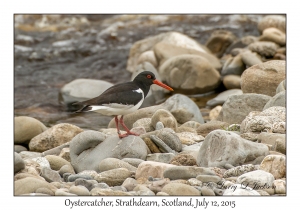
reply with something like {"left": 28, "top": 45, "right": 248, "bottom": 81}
{"left": 133, "top": 71, "right": 173, "bottom": 94}
{"left": 133, "top": 71, "right": 156, "bottom": 86}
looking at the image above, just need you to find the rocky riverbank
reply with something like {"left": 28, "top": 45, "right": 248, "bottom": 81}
{"left": 14, "top": 14, "right": 286, "bottom": 196}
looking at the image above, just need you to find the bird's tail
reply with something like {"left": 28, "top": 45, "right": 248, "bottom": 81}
{"left": 72, "top": 101, "right": 92, "bottom": 113}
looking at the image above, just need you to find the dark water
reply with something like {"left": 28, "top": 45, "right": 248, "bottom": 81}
{"left": 14, "top": 14, "right": 265, "bottom": 129}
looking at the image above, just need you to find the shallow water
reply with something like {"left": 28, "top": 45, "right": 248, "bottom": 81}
{"left": 14, "top": 14, "right": 265, "bottom": 129}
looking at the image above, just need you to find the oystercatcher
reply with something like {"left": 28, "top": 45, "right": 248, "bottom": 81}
{"left": 73, "top": 71, "right": 173, "bottom": 138}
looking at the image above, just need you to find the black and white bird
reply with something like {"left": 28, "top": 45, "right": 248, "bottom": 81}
{"left": 73, "top": 71, "right": 173, "bottom": 138}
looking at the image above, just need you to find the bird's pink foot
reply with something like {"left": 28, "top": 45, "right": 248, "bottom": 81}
{"left": 118, "top": 131, "right": 139, "bottom": 138}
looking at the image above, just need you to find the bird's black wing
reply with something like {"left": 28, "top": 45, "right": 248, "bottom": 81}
{"left": 73, "top": 82, "right": 144, "bottom": 109}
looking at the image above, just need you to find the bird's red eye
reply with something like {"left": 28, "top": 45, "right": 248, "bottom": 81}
{"left": 147, "top": 74, "right": 151, "bottom": 79}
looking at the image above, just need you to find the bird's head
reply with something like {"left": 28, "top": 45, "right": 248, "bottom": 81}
{"left": 133, "top": 71, "right": 173, "bottom": 91}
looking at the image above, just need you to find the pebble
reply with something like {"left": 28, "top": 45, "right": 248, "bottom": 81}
{"left": 259, "top": 155, "right": 286, "bottom": 179}
{"left": 196, "top": 175, "right": 221, "bottom": 183}
{"left": 14, "top": 177, "right": 57, "bottom": 195}
{"left": 121, "top": 178, "right": 138, "bottom": 191}
{"left": 75, "top": 178, "right": 97, "bottom": 191}
{"left": 58, "top": 164, "right": 75, "bottom": 176}
{"left": 99, "top": 158, "right": 137, "bottom": 172}
{"left": 45, "top": 155, "right": 73, "bottom": 171}
{"left": 236, "top": 170, "right": 274, "bottom": 189}
{"left": 40, "top": 167, "right": 62, "bottom": 182}
{"left": 161, "top": 183, "right": 200, "bottom": 195}
{"left": 197, "top": 130, "right": 269, "bottom": 168}
{"left": 135, "top": 161, "right": 175, "bottom": 179}
{"left": 68, "top": 174, "right": 94, "bottom": 182}
{"left": 273, "top": 179, "right": 286, "bottom": 194}
{"left": 14, "top": 152, "right": 25, "bottom": 174}
{"left": 14, "top": 145, "right": 28, "bottom": 153}
{"left": 150, "top": 135, "right": 176, "bottom": 154}
{"left": 146, "top": 153, "right": 175, "bottom": 163}
{"left": 94, "top": 168, "right": 133, "bottom": 186}
{"left": 14, "top": 116, "right": 48, "bottom": 144}
{"left": 29, "top": 123, "right": 83, "bottom": 152}
{"left": 69, "top": 185, "right": 90, "bottom": 196}
{"left": 169, "top": 154, "right": 197, "bottom": 166}
{"left": 121, "top": 158, "right": 144, "bottom": 168}
{"left": 164, "top": 166, "right": 215, "bottom": 180}
{"left": 201, "top": 186, "right": 215, "bottom": 196}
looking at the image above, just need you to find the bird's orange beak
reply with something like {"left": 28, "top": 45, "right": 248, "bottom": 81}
{"left": 153, "top": 79, "right": 173, "bottom": 91}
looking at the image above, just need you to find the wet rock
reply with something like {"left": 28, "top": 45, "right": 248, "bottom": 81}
{"left": 60, "top": 78, "right": 113, "bottom": 106}
{"left": 69, "top": 130, "right": 148, "bottom": 173}
{"left": 241, "top": 60, "right": 286, "bottom": 97}
{"left": 248, "top": 41, "right": 279, "bottom": 57}
{"left": 240, "top": 50, "right": 263, "bottom": 67}
{"left": 137, "top": 50, "right": 158, "bottom": 68}
{"left": 127, "top": 31, "right": 209, "bottom": 72}
{"left": 258, "top": 15, "right": 286, "bottom": 33}
{"left": 159, "top": 54, "right": 221, "bottom": 94}
{"left": 263, "top": 91, "right": 286, "bottom": 110}
{"left": 221, "top": 54, "right": 245, "bottom": 76}
{"left": 217, "top": 93, "right": 271, "bottom": 124}
{"left": 153, "top": 42, "right": 221, "bottom": 70}
{"left": 206, "top": 89, "right": 243, "bottom": 107}
{"left": 14, "top": 116, "right": 47, "bottom": 144}
{"left": 222, "top": 75, "right": 241, "bottom": 89}
{"left": 259, "top": 27, "right": 286, "bottom": 46}
{"left": 197, "top": 130, "right": 269, "bottom": 168}
{"left": 259, "top": 155, "right": 286, "bottom": 179}
{"left": 161, "top": 183, "right": 200, "bottom": 195}
{"left": 29, "top": 123, "right": 83, "bottom": 152}
{"left": 205, "top": 30, "right": 237, "bottom": 58}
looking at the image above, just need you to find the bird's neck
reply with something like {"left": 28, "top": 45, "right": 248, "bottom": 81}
{"left": 134, "top": 81, "right": 150, "bottom": 97}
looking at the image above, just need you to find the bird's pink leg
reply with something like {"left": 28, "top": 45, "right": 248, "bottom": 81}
{"left": 118, "top": 115, "right": 139, "bottom": 138}
{"left": 115, "top": 116, "right": 122, "bottom": 136}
